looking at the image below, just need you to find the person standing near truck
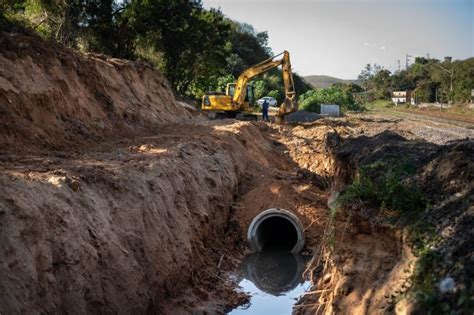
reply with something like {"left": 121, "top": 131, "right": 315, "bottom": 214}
{"left": 262, "top": 98, "right": 269, "bottom": 122}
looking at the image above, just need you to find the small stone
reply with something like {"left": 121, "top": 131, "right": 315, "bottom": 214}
{"left": 69, "top": 180, "right": 80, "bottom": 192}
{"left": 439, "top": 276, "right": 455, "bottom": 293}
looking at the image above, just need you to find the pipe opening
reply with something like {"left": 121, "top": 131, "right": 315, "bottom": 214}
{"left": 247, "top": 208, "right": 305, "bottom": 254}
{"left": 256, "top": 216, "right": 298, "bottom": 251}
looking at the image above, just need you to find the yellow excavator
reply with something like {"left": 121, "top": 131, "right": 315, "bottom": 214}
{"left": 201, "top": 51, "right": 297, "bottom": 123}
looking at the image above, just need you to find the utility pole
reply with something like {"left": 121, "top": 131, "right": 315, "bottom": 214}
{"left": 405, "top": 54, "right": 412, "bottom": 70}
{"left": 437, "top": 63, "right": 454, "bottom": 104}
{"left": 397, "top": 59, "right": 401, "bottom": 72}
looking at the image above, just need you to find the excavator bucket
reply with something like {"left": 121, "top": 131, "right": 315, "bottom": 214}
{"left": 276, "top": 95, "right": 298, "bottom": 124}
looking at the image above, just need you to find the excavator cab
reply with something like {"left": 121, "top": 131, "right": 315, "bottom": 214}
{"left": 226, "top": 83, "right": 256, "bottom": 110}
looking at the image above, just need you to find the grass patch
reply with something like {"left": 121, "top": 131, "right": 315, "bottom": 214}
{"left": 365, "top": 99, "right": 394, "bottom": 110}
{"left": 447, "top": 104, "right": 474, "bottom": 116}
{"left": 337, "top": 159, "right": 426, "bottom": 215}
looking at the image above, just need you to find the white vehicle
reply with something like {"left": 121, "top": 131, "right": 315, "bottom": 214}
{"left": 257, "top": 96, "right": 278, "bottom": 106}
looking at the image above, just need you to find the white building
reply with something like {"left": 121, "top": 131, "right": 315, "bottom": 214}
{"left": 391, "top": 91, "right": 411, "bottom": 105}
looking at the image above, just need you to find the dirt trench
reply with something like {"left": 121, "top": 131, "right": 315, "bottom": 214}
{"left": 0, "top": 118, "right": 339, "bottom": 314}
{"left": 0, "top": 30, "right": 334, "bottom": 313}
{"left": 1, "top": 31, "right": 472, "bottom": 315}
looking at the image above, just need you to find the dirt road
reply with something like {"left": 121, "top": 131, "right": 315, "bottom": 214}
{"left": 353, "top": 111, "right": 474, "bottom": 144}
{"left": 391, "top": 107, "right": 474, "bottom": 125}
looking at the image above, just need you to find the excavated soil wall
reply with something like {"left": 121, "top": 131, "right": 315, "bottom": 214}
{"left": 0, "top": 31, "right": 191, "bottom": 152}
{"left": 0, "top": 121, "right": 280, "bottom": 314}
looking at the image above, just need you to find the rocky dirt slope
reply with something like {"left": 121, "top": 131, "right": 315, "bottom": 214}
{"left": 0, "top": 31, "right": 191, "bottom": 152}
{"left": 291, "top": 117, "right": 473, "bottom": 314}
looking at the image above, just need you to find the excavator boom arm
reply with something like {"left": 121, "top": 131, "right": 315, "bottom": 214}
{"left": 232, "top": 51, "right": 298, "bottom": 117}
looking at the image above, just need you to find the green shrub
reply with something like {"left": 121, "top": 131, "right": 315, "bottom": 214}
{"left": 298, "top": 85, "right": 364, "bottom": 113}
{"left": 267, "top": 89, "right": 281, "bottom": 101}
{"left": 337, "top": 159, "right": 426, "bottom": 214}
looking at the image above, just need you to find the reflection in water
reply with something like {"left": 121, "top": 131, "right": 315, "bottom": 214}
{"left": 228, "top": 250, "right": 310, "bottom": 314}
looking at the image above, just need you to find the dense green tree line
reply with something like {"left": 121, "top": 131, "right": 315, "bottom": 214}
{"left": 0, "top": 0, "right": 310, "bottom": 101}
{"left": 358, "top": 57, "right": 474, "bottom": 104}
{"left": 298, "top": 55, "right": 473, "bottom": 114}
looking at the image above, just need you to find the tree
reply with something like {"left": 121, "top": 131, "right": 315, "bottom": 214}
{"left": 125, "top": 1, "right": 231, "bottom": 94}
{"left": 299, "top": 86, "right": 360, "bottom": 113}
{"left": 78, "top": 0, "right": 135, "bottom": 58}
{"left": 357, "top": 57, "right": 473, "bottom": 104}
{"left": 228, "top": 21, "right": 271, "bottom": 76}
{"left": 358, "top": 63, "right": 374, "bottom": 89}
{"left": 267, "top": 90, "right": 281, "bottom": 101}
{"left": 253, "top": 80, "right": 268, "bottom": 100}
{"left": 2, "top": 0, "right": 311, "bottom": 100}
{"left": 358, "top": 63, "right": 383, "bottom": 90}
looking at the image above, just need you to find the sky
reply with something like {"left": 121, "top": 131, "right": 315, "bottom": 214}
{"left": 203, "top": 0, "right": 473, "bottom": 79}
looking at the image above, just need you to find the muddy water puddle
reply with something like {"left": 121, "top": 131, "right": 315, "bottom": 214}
{"left": 228, "top": 250, "right": 310, "bottom": 314}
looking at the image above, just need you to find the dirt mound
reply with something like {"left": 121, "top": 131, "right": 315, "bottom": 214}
{"left": 417, "top": 140, "right": 474, "bottom": 306}
{"left": 275, "top": 120, "right": 355, "bottom": 181}
{"left": 332, "top": 130, "right": 438, "bottom": 172}
{"left": 418, "top": 140, "right": 473, "bottom": 201}
{"left": 0, "top": 31, "right": 190, "bottom": 152}
{"left": 285, "top": 110, "right": 320, "bottom": 123}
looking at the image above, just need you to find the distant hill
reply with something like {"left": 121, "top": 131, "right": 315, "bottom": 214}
{"left": 304, "top": 75, "right": 359, "bottom": 89}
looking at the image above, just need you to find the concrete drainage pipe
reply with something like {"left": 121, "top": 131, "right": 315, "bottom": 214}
{"left": 247, "top": 208, "right": 305, "bottom": 254}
